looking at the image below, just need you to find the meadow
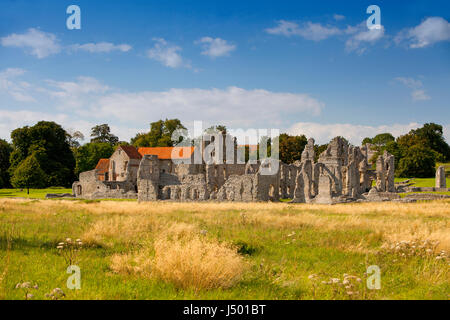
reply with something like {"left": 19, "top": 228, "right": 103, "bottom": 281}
{"left": 0, "top": 198, "right": 448, "bottom": 300}
{"left": 0, "top": 188, "right": 73, "bottom": 199}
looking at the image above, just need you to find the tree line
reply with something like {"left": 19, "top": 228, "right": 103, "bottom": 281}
{"left": 362, "top": 123, "right": 450, "bottom": 178}
{"left": 0, "top": 120, "right": 448, "bottom": 191}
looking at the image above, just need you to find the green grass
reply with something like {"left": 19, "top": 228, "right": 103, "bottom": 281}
{"left": 398, "top": 191, "right": 450, "bottom": 198}
{"left": 394, "top": 177, "right": 450, "bottom": 188}
{"left": 0, "top": 188, "right": 73, "bottom": 199}
{"left": 392, "top": 162, "right": 450, "bottom": 188}
{"left": 395, "top": 177, "right": 450, "bottom": 188}
{"left": 0, "top": 188, "right": 138, "bottom": 202}
{"left": 436, "top": 162, "right": 450, "bottom": 174}
{"left": 0, "top": 199, "right": 448, "bottom": 300}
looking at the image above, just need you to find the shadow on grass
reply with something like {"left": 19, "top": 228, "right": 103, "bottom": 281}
{"left": 0, "top": 236, "right": 59, "bottom": 250}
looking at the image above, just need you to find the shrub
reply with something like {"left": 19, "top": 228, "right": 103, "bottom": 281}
{"left": 11, "top": 154, "right": 47, "bottom": 193}
{"left": 110, "top": 223, "right": 247, "bottom": 291}
{"left": 397, "top": 144, "right": 436, "bottom": 178}
{"left": 152, "top": 233, "right": 246, "bottom": 290}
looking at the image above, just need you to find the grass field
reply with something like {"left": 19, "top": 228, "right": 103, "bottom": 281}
{"left": 0, "top": 188, "right": 73, "bottom": 199}
{"left": 393, "top": 176, "right": 450, "bottom": 196}
{"left": 394, "top": 177, "right": 450, "bottom": 188}
{"left": 0, "top": 199, "right": 448, "bottom": 300}
{"left": 393, "top": 162, "right": 450, "bottom": 188}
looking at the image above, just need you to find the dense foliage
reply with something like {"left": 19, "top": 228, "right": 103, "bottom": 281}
{"left": 90, "top": 124, "right": 119, "bottom": 145}
{"left": 131, "top": 119, "right": 186, "bottom": 147}
{"left": 278, "top": 133, "right": 308, "bottom": 164}
{"left": 0, "top": 139, "right": 12, "bottom": 188}
{"left": 9, "top": 121, "right": 75, "bottom": 187}
{"left": 10, "top": 153, "right": 47, "bottom": 193}
{"left": 363, "top": 123, "right": 449, "bottom": 178}
{"left": 74, "top": 142, "right": 115, "bottom": 177}
{"left": 397, "top": 144, "right": 436, "bottom": 178}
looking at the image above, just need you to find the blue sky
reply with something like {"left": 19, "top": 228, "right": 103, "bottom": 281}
{"left": 0, "top": 0, "right": 449, "bottom": 144}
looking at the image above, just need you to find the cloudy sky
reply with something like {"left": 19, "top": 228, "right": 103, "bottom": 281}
{"left": 0, "top": 0, "right": 449, "bottom": 144}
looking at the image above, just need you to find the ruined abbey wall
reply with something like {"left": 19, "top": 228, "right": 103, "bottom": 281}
{"left": 73, "top": 135, "right": 396, "bottom": 203}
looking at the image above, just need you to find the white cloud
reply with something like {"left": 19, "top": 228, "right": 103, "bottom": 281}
{"left": 411, "top": 89, "right": 430, "bottom": 101}
{"left": 70, "top": 42, "right": 132, "bottom": 53}
{"left": 394, "top": 77, "right": 431, "bottom": 101}
{"left": 1, "top": 29, "right": 133, "bottom": 58}
{"left": 0, "top": 68, "right": 25, "bottom": 78}
{"left": 0, "top": 68, "right": 36, "bottom": 102}
{"left": 0, "top": 110, "right": 69, "bottom": 140}
{"left": 46, "top": 76, "right": 109, "bottom": 97}
{"left": 0, "top": 109, "right": 146, "bottom": 144}
{"left": 287, "top": 122, "right": 422, "bottom": 145}
{"left": 394, "top": 77, "right": 422, "bottom": 89}
{"left": 1, "top": 72, "right": 323, "bottom": 132}
{"left": 4, "top": 73, "right": 445, "bottom": 146}
{"left": 333, "top": 14, "right": 345, "bottom": 21}
{"left": 147, "top": 38, "right": 186, "bottom": 68}
{"left": 1, "top": 28, "right": 61, "bottom": 58}
{"left": 395, "top": 17, "right": 450, "bottom": 48}
{"left": 444, "top": 125, "right": 450, "bottom": 144}
{"left": 266, "top": 19, "right": 384, "bottom": 53}
{"left": 42, "top": 76, "right": 110, "bottom": 111}
{"left": 196, "top": 37, "right": 236, "bottom": 58}
{"left": 93, "top": 86, "right": 323, "bottom": 127}
{"left": 345, "top": 22, "right": 385, "bottom": 54}
{"left": 266, "top": 20, "right": 342, "bottom": 41}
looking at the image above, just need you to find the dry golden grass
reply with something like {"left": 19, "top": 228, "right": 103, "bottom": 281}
{"left": 82, "top": 215, "right": 160, "bottom": 247}
{"left": 1, "top": 198, "right": 449, "bottom": 299}
{"left": 1, "top": 199, "right": 449, "bottom": 251}
{"left": 110, "top": 222, "right": 247, "bottom": 291}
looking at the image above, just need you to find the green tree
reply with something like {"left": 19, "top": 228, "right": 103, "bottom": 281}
{"left": 313, "top": 143, "right": 328, "bottom": 162}
{"left": 131, "top": 119, "right": 186, "bottom": 147}
{"left": 90, "top": 124, "right": 119, "bottom": 145}
{"left": 11, "top": 154, "right": 47, "bottom": 194}
{"left": 411, "top": 123, "right": 450, "bottom": 161}
{"left": 205, "top": 125, "right": 227, "bottom": 134}
{"left": 397, "top": 144, "right": 436, "bottom": 178}
{"left": 362, "top": 137, "right": 372, "bottom": 145}
{"left": 9, "top": 121, "right": 75, "bottom": 187}
{"left": 67, "top": 130, "right": 85, "bottom": 149}
{"left": 383, "top": 140, "right": 403, "bottom": 170}
{"left": 372, "top": 133, "right": 395, "bottom": 147}
{"left": 0, "top": 139, "right": 12, "bottom": 188}
{"left": 74, "top": 142, "right": 115, "bottom": 177}
{"left": 278, "top": 133, "right": 307, "bottom": 164}
{"left": 363, "top": 123, "right": 449, "bottom": 177}
{"left": 259, "top": 136, "right": 273, "bottom": 159}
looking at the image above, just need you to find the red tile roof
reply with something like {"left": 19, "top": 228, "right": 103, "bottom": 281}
{"left": 138, "top": 147, "right": 195, "bottom": 160}
{"left": 119, "top": 145, "right": 142, "bottom": 160}
{"left": 95, "top": 158, "right": 110, "bottom": 174}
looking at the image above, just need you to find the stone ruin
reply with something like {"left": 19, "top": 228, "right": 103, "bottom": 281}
{"left": 73, "top": 135, "right": 401, "bottom": 204}
{"left": 436, "top": 166, "right": 447, "bottom": 189}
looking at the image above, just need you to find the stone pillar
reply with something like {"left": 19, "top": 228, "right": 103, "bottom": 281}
{"left": 301, "top": 138, "right": 315, "bottom": 162}
{"left": 436, "top": 166, "right": 446, "bottom": 188}
{"left": 312, "top": 163, "right": 321, "bottom": 196}
{"left": 347, "top": 160, "right": 359, "bottom": 198}
{"left": 314, "top": 173, "right": 333, "bottom": 204}
{"left": 302, "top": 160, "right": 313, "bottom": 201}
{"left": 385, "top": 153, "right": 395, "bottom": 192}
{"left": 376, "top": 155, "right": 386, "bottom": 192}
{"left": 292, "top": 169, "right": 306, "bottom": 203}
